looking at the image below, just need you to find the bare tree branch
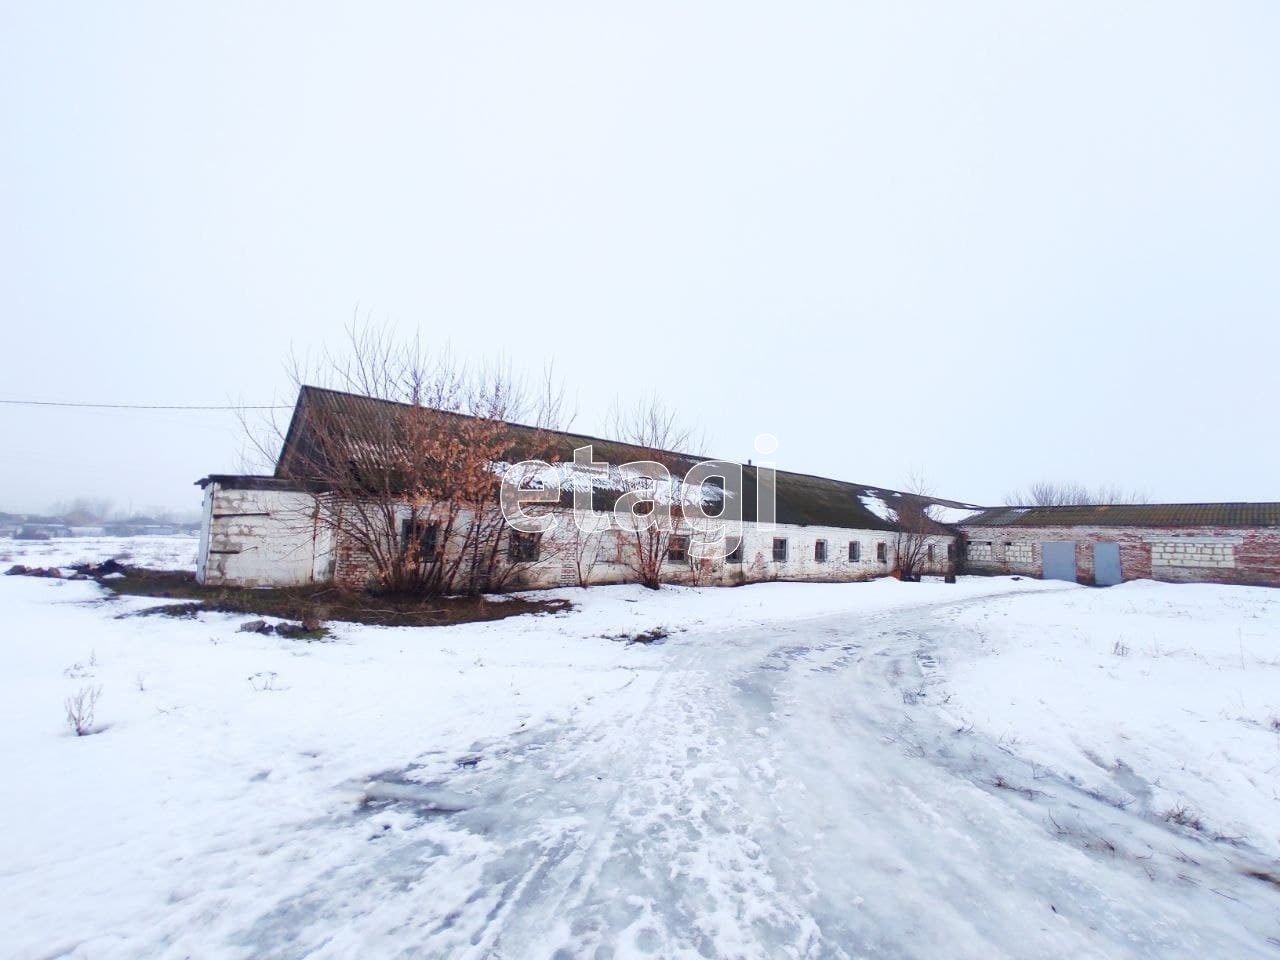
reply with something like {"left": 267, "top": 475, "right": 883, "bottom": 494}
{"left": 1003, "top": 481, "right": 1151, "bottom": 506}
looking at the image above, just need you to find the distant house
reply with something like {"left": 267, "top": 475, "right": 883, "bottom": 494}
{"left": 194, "top": 387, "right": 1280, "bottom": 592}
{"left": 14, "top": 524, "right": 68, "bottom": 540}
{"left": 959, "top": 504, "right": 1280, "bottom": 588}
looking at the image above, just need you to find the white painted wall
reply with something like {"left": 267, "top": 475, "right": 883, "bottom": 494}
{"left": 724, "top": 522, "right": 952, "bottom": 584}
{"left": 200, "top": 488, "right": 956, "bottom": 591}
{"left": 506, "top": 516, "right": 954, "bottom": 589}
{"left": 198, "top": 483, "right": 333, "bottom": 588}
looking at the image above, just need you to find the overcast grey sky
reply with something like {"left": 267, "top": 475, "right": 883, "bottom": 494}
{"left": 2, "top": 2, "right": 1277, "bottom": 514}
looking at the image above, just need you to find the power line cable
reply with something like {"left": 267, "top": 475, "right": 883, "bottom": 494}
{"left": 0, "top": 398, "right": 289, "bottom": 410}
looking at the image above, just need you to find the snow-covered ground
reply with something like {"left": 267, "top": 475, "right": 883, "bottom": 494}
{"left": 0, "top": 534, "right": 199, "bottom": 573}
{"left": 2, "top": 537, "right": 1279, "bottom": 959}
{"left": 943, "top": 581, "right": 1280, "bottom": 858}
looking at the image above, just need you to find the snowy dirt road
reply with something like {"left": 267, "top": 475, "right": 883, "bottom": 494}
{"left": 205, "top": 592, "right": 1280, "bottom": 960}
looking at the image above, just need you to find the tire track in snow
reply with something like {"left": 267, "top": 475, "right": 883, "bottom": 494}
{"left": 207, "top": 589, "right": 1280, "bottom": 958}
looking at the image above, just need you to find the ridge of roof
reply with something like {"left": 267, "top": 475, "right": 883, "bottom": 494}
{"left": 273, "top": 386, "right": 965, "bottom": 532}
{"left": 960, "top": 502, "right": 1280, "bottom": 529}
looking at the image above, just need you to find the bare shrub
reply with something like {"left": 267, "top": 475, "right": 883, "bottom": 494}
{"left": 65, "top": 685, "right": 102, "bottom": 736}
{"left": 605, "top": 394, "right": 704, "bottom": 590}
{"left": 1003, "top": 482, "right": 1150, "bottom": 507}
{"left": 1162, "top": 805, "right": 1204, "bottom": 832}
{"left": 891, "top": 471, "right": 951, "bottom": 581}
{"left": 240, "top": 317, "right": 574, "bottom": 597}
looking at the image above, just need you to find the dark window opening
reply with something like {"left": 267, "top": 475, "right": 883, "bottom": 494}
{"left": 508, "top": 531, "right": 541, "bottom": 562}
{"left": 876, "top": 542, "right": 887, "bottom": 563}
{"left": 400, "top": 518, "right": 440, "bottom": 560}
{"left": 849, "top": 541, "right": 861, "bottom": 562}
{"left": 926, "top": 545, "right": 935, "bottom": 562}
{"left": 814, "top": 540, "right": 827, "bottom": 562}
{"left": 772, "top": 538, "right": 788, "bottom": 562}
{"left": 667, "top": 535, "right": 690, "bottom": 564}
{"left": 726, "top": 538, "right": 744, "bottom": 563}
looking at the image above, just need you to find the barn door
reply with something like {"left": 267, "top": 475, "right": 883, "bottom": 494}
{"left": 1093, "top": 542, "right": 1122, "bottom": 586}
{"left": 1041, "top": 541, "right": 1077, "bottom": 582}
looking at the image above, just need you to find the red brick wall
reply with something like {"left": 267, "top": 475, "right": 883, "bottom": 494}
{"left": 959, "top": 524, "right": 1280, "bottom": 587}
{"left": 333, "top": 534, "right": 378, "bottom": 589}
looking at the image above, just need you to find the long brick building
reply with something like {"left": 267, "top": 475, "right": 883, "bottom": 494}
{"left": 195, "top": 387, "right": 1280, "bottom": 591}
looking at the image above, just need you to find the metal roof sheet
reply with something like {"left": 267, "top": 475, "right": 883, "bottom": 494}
{"left": 959, "top": 503, "right": 1280, "bottom": 529}
{"left": 274, "top": 387, "right": 962, "bottom": 533}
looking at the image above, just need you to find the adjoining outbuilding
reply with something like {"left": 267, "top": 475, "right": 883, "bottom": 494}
{"left": 958, "top": 504, "right": 1280, "bottom": 588}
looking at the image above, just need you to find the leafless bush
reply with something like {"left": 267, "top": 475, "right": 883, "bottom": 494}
{"left": 1162, "top": 805, "right": 1204, "bottom": 832}
{"left": 605, "top": 394, "right": 703, "bottom": 590}
{"left": 65, "top": 685, "right": 101, "bottom": 736}
{"left": 240, "top": 316, "right": 574, "bottom": 597}
{"left": 891, "top": 471, "right": 953, "bottom": 580}
{"left": 1003, "top": 481, "right": 1151, "bottom": 507}
{"left": 1112, "top": 640, "right": 1130, "bottom": 657}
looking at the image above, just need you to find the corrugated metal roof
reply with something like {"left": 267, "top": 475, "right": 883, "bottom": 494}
{"left": 273, "top": 386, "right": 962, "bottom": 533}
{"left": 960, "top": 503, "right": 1280, "bottom": 529}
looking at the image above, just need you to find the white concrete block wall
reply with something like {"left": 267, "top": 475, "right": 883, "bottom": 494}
{"left": 199, "top": 484, "right": 333, "bottom": 588}
{"left": 1006, "top": 541, "right": 1033, "bottom": 565}
{"left": 1148, "top": 539, "right": 1238, "bottom": 569}
{"left": 966, "top": 541, "right": 994, "bottom": 563}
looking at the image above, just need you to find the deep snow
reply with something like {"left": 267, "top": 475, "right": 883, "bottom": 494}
{"left": 2, "top": 536, "right": 1279, "bottom": 959}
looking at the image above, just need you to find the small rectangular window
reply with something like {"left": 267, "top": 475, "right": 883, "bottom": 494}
{"left": 849, "top": 541, "right": 861, "bottom": 562}
{"left": 508, "top": 531, "right": 541, "bottom": 562}
{"left": 814, "top": 540, "right": 827, "bottom": 562}
{"left": 667, "top": 535, "right": 689, "bottom": 564}
{"left": 400, "top": 518, "right": 440, "bottom": 560}
{"left": 946, "top": 544, "right": 955, "bottom": 561}
{"left": 772, "top": 538, "right": 788, "bottom": 562}
{"left": 876, "top": 542, "right": 887, "bottom": 563}
{"left": 595, "top": 532, "right": 618, "bottom": 563}
{"left": 726, "top": 538, "right": 744, "bottom": 563}
{"left": 926, "top": 545, "right": 935, "bottom": 562}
